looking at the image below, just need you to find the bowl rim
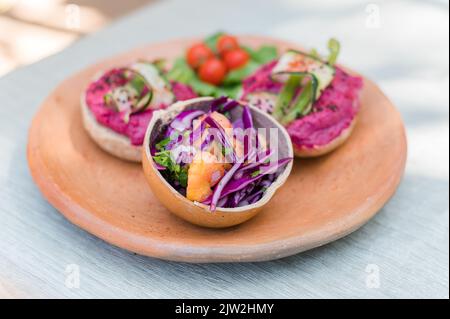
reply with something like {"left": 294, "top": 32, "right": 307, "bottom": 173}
{"left": 143, "top": 96, "right": 294, "bottom": 213}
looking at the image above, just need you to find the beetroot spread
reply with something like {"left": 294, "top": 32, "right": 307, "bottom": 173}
{"left": 171, "top": 81, "right": 198, "bottom": 101}
{"left": 242, "top": 60, "right": 283, "bottom": 98}
{"left": 242, "top": 63, "right": 363, "bottom": 149}
{"left": 85, "top": 69, "right": 197, "bottom": 146}
{"left": 287, "top": 68, "right": 363, "bottom": 148}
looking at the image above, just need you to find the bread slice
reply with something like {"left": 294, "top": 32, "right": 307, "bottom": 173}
{"left": 80, "top": 93, "right": 142, "bottom": 162}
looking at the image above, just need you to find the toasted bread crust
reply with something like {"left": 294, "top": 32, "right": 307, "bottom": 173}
{"left": 293, "top": 117, "right": 357, "bottom": 158}
{"left": 80, "top": 95, "right": 142, "bottom": 162}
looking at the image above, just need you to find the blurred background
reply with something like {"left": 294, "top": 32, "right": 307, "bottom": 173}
{"left": 0, "top": 0, "right": 155, "bottom": 76}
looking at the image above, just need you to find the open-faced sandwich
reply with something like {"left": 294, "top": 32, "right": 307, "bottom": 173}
{"left": 81, "top": 61, "right": 198, "bottom": 162}
{"left": 166, "top": 34, "right": 363, "bottom": 158}
{"left": 240, "top": 39, "right": 364, "bottom": 157}
{"left": 142, "top": 96, "right": 293, "bottom": 228}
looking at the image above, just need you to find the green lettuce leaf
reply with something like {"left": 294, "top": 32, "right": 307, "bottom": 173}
{"left": 245, "top": 45, "right": 278, "bottom": 64}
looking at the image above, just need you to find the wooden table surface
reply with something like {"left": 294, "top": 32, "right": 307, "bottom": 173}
{"left": 0, "top": 0, "right": 448, "bottom": 298}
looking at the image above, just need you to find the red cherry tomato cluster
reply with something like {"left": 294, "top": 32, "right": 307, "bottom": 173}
{"left": 186, "top": 34, "right": 250, "bottom": 86}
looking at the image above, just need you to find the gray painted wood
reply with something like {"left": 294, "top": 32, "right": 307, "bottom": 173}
{"left": 0, "top": 0, "right": 448, "bottom": 298}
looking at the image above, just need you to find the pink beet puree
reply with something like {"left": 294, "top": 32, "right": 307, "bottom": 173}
{"left": 242, "top": 63, "right": 363, "bottom": 149}
{"left": 287, "top": 68, "right": 363, "bottom": 149}
{"left": 242, "top": 60, "right": 283, "bottom": 98}
{"left": 171, "top": 81, "right": 198, "bottom": 101}
{"left": 85, "top": 69, "right": 197, "bottom": 146}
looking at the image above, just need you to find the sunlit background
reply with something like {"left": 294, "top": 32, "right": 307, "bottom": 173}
{"left": 0, "top": 0, "right": 155, "bottom": 76}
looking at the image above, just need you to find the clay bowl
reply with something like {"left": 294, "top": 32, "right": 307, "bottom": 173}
{"left": 142, "top": 97, "right": 294, "bottom": 228}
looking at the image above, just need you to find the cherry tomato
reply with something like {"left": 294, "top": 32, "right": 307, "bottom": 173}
{"left": 223, "top": 48, "right": 250, "bottom": 70}
{"left": 186, "top": 43, "right": 214, "bottom": 69}
{"left": 217, "top": 35, "right": 239, "bottom": 55}
{"left": 199, "top": 58, "right": 227, "bottom": 85}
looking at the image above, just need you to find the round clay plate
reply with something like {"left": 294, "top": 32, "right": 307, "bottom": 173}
{"left": 27, "top": 36, "right": 407, "bottom": 263}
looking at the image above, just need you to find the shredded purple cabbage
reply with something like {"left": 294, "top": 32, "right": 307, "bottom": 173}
{"left": 234, "top": 149, "right": 274, "bottom": 179}
{"left": 203, "top": 156, "right": 291, "bottom": 207}
{"left": 232, "top": 118, "right": 244, "bottom": 129}
{"left": 170, "top": 109, "right": 204, "bottom": 132}
{"left": 242, "top": 105, "right": 253, "bottom": 129}
{"left": 209, "top": 96, "right": 228, "bottom": 113}
{"left": 152, "top": 96, "right": 292, "bottom": 211}
{"left": 222, "top": 100, "right": 240, "bottom": 112}
{"left": 210, "top": 162, "right": 242, "bottom": 211}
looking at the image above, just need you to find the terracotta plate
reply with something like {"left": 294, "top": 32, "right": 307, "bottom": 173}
{"left": 27, "top": 36, "right": 407, "bottom": 263}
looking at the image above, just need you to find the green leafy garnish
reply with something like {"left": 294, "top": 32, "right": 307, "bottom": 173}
{"left": 245, "top": 45, "right": 278, "bottom": 64}
{"left": 167, "top": 58, "right": 195, "bottom": 83}
{"left": 272, "top": 75, "right": 301, "bottom": 121}
{"left": 153, "top": 150, "right": 188, "bottom": 188}
{"left": 191, "top": 79, "right": 223, "bottom": 96}
{"left": 280, "top": 79, "right": 315, "bottom": 126}
{"left": 250, "top": 170, "right": 261, "bottom": 178}
{"left": 177, "top": 169, "right": 188, "bottom": 188}
{"left": 204, "top": 31, "right": 225, "bottom": 52}
{"left": 272, "top": 73, "right": 319, "bottom": 126}
{"left": 153, "top": 150, "right": 171, "bottom": 167}
{"left": 327, "top": 38, "right": 340, "bottom": 66}
{"left": 216, "top": 85, "right": 242, "bottom": 99}
{"left": 155, "top": 137, "right": 171, "bottom": 151}
{"left": 223, "top": 60, "right": 260, "bottom": 86}
{"left": 129, "top": 74, "right": 146, "bottom": 93}
{"left": 309, "top": 48, "right": 321, "bottom": 60}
